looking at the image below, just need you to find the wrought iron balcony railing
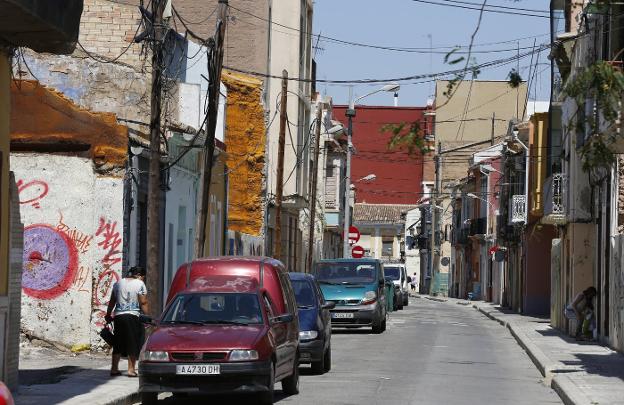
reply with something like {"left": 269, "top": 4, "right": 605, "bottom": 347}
{"left": 511, "top": 195, "right": 527, "bottom": 224}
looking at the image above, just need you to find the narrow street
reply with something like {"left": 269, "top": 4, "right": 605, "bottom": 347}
{"left": 138, "top": 297, "right": 561, "bottom": 405}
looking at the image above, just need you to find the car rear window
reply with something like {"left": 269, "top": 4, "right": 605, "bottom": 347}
{"left": 291, "top": 280, "right": 316, "bottom": 308}
{"left": 384, "top": 266, "right": 401, "bottom": 280}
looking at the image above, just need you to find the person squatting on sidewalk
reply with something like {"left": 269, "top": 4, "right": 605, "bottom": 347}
{"left": 564, "top": 286, "right": 597, "bottom": 341}
{"left": 105, "top": 266, "right": 149, "bottom": 377}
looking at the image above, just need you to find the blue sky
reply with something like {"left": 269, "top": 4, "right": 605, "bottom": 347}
{"left": 313, "top": 0, "right": 551, "bottom": 107}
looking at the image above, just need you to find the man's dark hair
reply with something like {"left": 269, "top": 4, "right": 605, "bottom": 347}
{"left": 584, "top": 286, "right": 597, "bottom": 297}
{"left": 127, "top": 266, "right": 146, "bottom": 278}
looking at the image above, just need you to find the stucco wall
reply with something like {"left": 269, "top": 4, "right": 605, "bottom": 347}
{"left": 11, "top": 154, "right": 124, "bottom": 348}
{"left": 610, "top": 235, "right": 624, "bottom": 352}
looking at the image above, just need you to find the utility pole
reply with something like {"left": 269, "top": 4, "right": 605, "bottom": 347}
{"left": 307, "top": 102, "right": 323, "bottom": 272}
{"left": 491, "top": 112, "right": 496, "bottom": 145}
{"left": 194, "top": 0, "right": 228, "bottom": 258}
{"left": 429, "top": 141, "right": 442, "bottom": 295}
{"left": 146, "top": 0, "right": 167, "bottom": 316}
{"left": 343, "top": 106, "right": 355, "bottom": 258}
{"left": 274, "top": 70, "right": 288, "bottom": 260}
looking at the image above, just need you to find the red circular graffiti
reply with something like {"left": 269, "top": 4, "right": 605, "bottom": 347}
{"left": 22, "top": 224, "right": 79, "bottom": 300}
{"left": 94, "top": 270, "right": 120, "bottom": 306}
{"left": 18, "top": 180, "right": 49, "bottom": 205}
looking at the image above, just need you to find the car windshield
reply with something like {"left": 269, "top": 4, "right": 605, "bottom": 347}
{"left": 313, "top": 262, "right": 377, "bottom": 284}
{"left": 384, "top": 266, "right": 401, "bottom": 280}
{"left": 162, "top": 293, "right": 263, "bottom": 325}
{"left": 291, "top": 280, "right": 316, "bottom": 308}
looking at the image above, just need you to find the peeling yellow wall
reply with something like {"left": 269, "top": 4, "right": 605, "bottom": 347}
{"left": 222, "top": 70, "right": 266, "bottom": 236}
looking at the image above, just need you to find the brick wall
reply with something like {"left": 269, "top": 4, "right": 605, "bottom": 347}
{"left": 78, "top": 0, "right": 145, "bottom": 70}
{"left": 173, "top": 0, "right": 270, "bottom": 76}
{"left": 6, "top": 172, "right": 23, "bottom": 390}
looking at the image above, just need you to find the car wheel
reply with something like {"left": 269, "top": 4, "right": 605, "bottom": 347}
{"left": 381, "top": 317, "right": 387, "bottom": 332}
{"left": 282, "top": 355, "right": 300, "bottom": 395}
{"left": 258, "top": 363, "right": 275, "bottom": 405}
{"left": 311, "top": 348, "right": 325, "bottom": 374}
{"left": 372, "top": 315, "right": 384, "bottom": 334}
{"left": 141, "top": 392, "right": 158, "bottom": 405}
{"left": 323, "top": 344, "right": 332, "bottom": 372}
{"left": 403, "top": 296, "right": 409, "bottom": 307}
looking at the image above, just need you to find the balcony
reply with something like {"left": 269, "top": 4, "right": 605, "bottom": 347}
{"left": 469, "top": 217, "right": 487, "bottom": 236}
{"left": 511, "top": 195, "right": 527, "bottom": 224}
{"left": 543, "top": 173, "right": 567, "bottom": 225}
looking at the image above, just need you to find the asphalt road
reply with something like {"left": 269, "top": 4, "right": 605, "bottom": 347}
{"left": 135, "top": 296, "right": 562, "bottom": 404}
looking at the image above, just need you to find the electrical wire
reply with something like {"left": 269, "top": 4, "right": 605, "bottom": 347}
{"left": 228, "top": 4, "right": 551, "bottom": 54}
{"left": 410, "top": 0, "right": 551, "bottom": 18}
{"left": 224, "top": 43, "right": 550, "bottom": 85}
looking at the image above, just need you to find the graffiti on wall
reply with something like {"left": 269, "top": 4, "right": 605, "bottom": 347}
{"left": 57, "top": 212, "right": 94, "bottom": 254}
{"left": 17, "top": 179, "right": 49, "bottom": 209}
{"left": 93, "top": 217, "right": 122, "bottom": 327}
{"left": 22, "top": 224, "right": 79, "bottom": 300}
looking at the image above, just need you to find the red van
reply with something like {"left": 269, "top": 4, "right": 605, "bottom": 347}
{"left": 139, "top": 257, "right": 300, "bottom": 404}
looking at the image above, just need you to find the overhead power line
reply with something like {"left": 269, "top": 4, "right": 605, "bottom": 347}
{"left": 426, "top": 0, "right": 549, "bottom": 14}
{"left": 228, "top": 4, "right": 549, "bottom": 54}
{"left": 410, "top": 0, "right": 551, "bottom": 18}
{"left": 224, "top": 43, "right": 550, "bottom": 85}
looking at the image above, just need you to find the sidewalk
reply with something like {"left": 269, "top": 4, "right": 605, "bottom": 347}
{"left": 472, "top": 301, "right": 624, "bottom": 405}
{"left": 14, "top": 341, "right": 139, "bottom": 405}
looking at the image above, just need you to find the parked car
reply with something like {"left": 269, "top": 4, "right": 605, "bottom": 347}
{"left": 140, "top": 257, "right": 300, "bottom": 405}
{"left": 384, "top": 263, "right": 409, "bottom": 309}
{"left": 0, "top": 381, "right": 14, "bottom": 405}
{"left": 288, "top": 273, "right": 334, "bottom": 374}
{"left": 312, "top": 259, "right": 387, "bottom": 334}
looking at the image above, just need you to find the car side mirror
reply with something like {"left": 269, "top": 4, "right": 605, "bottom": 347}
{"left": 322, "top": 301, "right": 336, "bottom": 310}
{"left": 407, "top": 276, "right": 412, "bottom": 283}
{"left": 271, "top": 313, "right": 294, "bottom": 324}
{"left": 379, "top": 279, "right": 385, "bottom": 287}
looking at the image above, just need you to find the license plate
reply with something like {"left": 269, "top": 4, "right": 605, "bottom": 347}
{"left": 332, "top": 312, "right": 354, "bottom": 319}
{"left": 176, "top": 364, "right": 220, "bottom": 375}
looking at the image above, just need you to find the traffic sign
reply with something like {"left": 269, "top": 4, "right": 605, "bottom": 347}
{"left": 351, "top": 245, "right": 365, "bottom": 258}
{"left": 348, "top": 226, "right": 360, "bottom": 245}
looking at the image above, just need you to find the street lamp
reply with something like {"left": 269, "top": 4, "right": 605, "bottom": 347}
{"left": 466, "top": 192, "right": 492, "bottom": 206}
{"left": 356, "top": 174, "right": 376, "bottom": 182}
{"left": 343, "top": 84, "right": 400, "bottom": 258}
{"left": 479, "top": 164, "right": 502, "bottom": 174}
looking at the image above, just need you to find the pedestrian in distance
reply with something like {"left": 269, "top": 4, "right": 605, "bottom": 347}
{"left": 564, "top": 286, "right": 597, "bottom": 340}
{"left": 410, "top": 273, "right": 417, "bottom": 292}
{"left": 105, "top": 266, "right": 149, "bottom": 377}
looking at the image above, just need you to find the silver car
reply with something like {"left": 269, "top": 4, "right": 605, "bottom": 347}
{"left": 383, "top": 264, "right": 409, "bottom": 309}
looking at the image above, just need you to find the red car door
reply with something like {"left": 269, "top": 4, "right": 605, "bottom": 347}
{"left": 263, "top": 294, "right": 288, "bottom": 378}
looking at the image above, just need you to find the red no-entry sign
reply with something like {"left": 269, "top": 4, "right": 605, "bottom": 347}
{"left": 348, "top": 226, "right": 360, "bottom": 245}
{"left": 351, "top": 245, "right": 365, "bottom": 258}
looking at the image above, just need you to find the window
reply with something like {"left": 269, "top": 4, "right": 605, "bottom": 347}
{"left": 263, "top": 294, "right": 276, "bottom": 319}
{"left": 382, "top": 239, "right": 393, "bottom": 257}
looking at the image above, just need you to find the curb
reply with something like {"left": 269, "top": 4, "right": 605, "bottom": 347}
{"left": 474, "top": 305, "right": 556, "bottom": 379}
{"left": 552, "top": 375, "right": 594, "bottom": 405}
{"left": 103, "top": 392, "right": 141, "bottom": 405}
{"left": 424, "top": 296, "right": 448, "bottom": 303}
{"left": 473, "top": 304, "right": 591, "bottom": 405}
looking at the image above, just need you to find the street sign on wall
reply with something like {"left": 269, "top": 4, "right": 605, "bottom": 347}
{"left": 351, "top": 245, "right": 365, "bottom": 258}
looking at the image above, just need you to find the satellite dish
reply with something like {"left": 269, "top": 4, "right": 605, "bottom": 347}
{"left": 441, "top": 257, "right": 450, "bottom": 267}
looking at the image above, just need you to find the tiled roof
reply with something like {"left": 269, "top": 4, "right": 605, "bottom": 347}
{"left": 353, "top": 203, "right": 420, "bottom": 224}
